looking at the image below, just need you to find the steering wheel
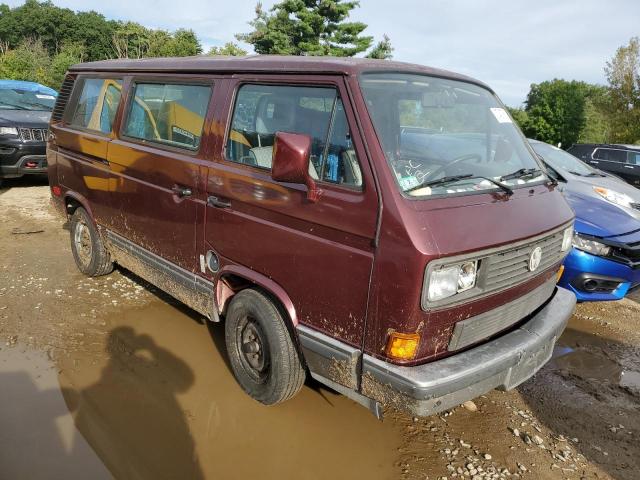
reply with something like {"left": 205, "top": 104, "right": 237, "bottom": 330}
{"left": 422, "top": 153, "right": 483, "bottom": 183}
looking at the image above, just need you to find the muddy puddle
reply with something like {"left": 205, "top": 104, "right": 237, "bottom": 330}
{"left": 0, "top": 344, "right": 110, "bottom": 479}
{"left": 550, "top": 327, "right": 640, "bottom": 392}
{"left": 551, "top": 347, "right": 640, "bottom": 391}
{"left": 53, "top": 301, "right": 402, "bottom": 480}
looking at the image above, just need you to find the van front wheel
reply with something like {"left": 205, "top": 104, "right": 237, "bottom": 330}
{"left": 69, "top": 207, "right": 113, "bottom": 277}
{"left": 225, "top": 289, "right": 305, "bottom": 405}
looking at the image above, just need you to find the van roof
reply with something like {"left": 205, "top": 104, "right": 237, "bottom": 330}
{"left": 69, "top": 55, "right": 492, "bottom": 91}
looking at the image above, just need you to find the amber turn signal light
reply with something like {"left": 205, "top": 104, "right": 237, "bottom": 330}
{"left": 556, "top": 265, "right": 565, "bottom": 282}
{"left": 386, "top": 332, "right": 420, "bottom": 361}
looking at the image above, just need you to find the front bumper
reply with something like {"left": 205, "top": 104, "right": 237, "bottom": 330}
{"left": 360, "top": 286, "right": 576, "bottom": 416}
{"left": 559, "top": 248, "right": 640, "bottom": 301}
{"left": 0, "top": 142, "right": 47, "bottom": 178}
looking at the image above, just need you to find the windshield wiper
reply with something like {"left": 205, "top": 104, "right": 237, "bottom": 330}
{"left": 0, "top": 102, "right": 28, "bottom": 110}
{"left": 499, "top": 168, "right": 542, "bottom": 182}
{"left": 407, "top": 174, "right": 513, "bottom": 195}
{"left": 407, "top": 174, "right": 474, "bottom": 191}
{"left": 25, "top": 101, "right": 53, "bottom": 110}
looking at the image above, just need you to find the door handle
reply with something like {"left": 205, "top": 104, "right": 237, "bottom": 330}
{"left": 172, "top": 185, "right": 192, "bottom": 198}
{"left": 590, "top": 161, "right": 599, "bottom": 164}
{"left": 207, "top": 195, "right": 232, "bottom": 208}
{"left": 624, "top": 165, "right": 634, "bottom": 169}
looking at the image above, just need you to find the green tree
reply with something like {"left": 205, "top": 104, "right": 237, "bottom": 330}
{"left": 366, "top": 34, "right": 393, "bottom": 59}
{"left": 48, "top": 42, "right": 85, "bottom": 88}
{"left": 506, "top": 106, "right": 529, "bottom": 130}
{"left": 522, "top": 79, "right": 598, "bottom": 148}
{"left": 0, "top": 1, "right": 202, "bottom": 62}
{"left": 603, "top": 36, "right": 640, "bottom": 144}
{"left": 112, "top": 21, "right": 149, "bottom": 59}
{"left": 578, "top": 86, "right": 611, "bottom": 144}
{"left": 207, "top": 42, "right": 248, "bottom": 56}
{"left": 237, "top": 0, "right": 373, "bottom": 56}
{"left": 146, "top": 29, "right": 202, "bottom": 57}
{"left": 0, "top": 38, "right": 51, "bottom": 85}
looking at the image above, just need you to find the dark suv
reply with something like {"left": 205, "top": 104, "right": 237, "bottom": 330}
{"left": 0, "top": 80, "right": 57, "bottom": 185}
{"left": 568, "top": 143, "right": 640, "bottom": 188}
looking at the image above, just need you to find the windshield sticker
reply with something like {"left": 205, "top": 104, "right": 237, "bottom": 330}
{"left": 399, "top": 175, "right": 420, "bottom": 191}
{"left": 35, "top": 94, "right": 55, "bottom": 99}
{"left": 490, "top": 108, "right": 512, "bottom": 124}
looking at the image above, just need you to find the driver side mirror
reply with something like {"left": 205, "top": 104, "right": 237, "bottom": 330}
{"left": 271, "top": 132, "right": 322, "bottom": 202}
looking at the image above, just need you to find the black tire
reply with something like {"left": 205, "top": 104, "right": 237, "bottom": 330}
{"left": 69, "top": 207, "right": 113, "bottom": 277}
{"left": 225, "top": 289, "right": 305, "bottom": 405}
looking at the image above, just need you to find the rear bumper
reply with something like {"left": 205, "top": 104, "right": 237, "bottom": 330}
{"left": 299, "top": 286, "right": 576, "bottom": 418}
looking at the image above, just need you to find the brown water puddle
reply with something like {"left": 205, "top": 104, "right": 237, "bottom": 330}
{"left": 55, "top": 301, "right": 402, "bottom": 479}
{"left": 550, "top": 328, "right": 640, "bottom": 391}
{"left": 0, "top": 345, "right": 110, "bottom": 479}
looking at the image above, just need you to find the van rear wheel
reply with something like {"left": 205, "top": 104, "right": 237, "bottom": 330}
{"left": 225, "top": 289, "right": 305, "bottom": 405}
{"left": 69, "top": 207, "right": 113, "bottom": 277}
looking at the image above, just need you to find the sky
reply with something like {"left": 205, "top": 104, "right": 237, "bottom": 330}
{"left": 4, "top": 0, "right": 640, "bottom": 106}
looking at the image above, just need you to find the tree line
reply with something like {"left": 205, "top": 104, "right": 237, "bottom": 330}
{"left": 509, "top": 37, "right": 640, "bottom": 146}
{"left": 0, "top": 0, "right": 636, "bottom": 146}
{"left": 0, "top": 0, "right": 392, "bottom": 90}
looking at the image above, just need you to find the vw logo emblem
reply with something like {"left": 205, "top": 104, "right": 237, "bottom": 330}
{"left": 528, "top": 246, "right": 542, "bottom": 272}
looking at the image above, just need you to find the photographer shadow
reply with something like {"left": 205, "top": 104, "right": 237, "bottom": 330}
{"left": 63, "top": 326, "right": 204, "bottom": 479}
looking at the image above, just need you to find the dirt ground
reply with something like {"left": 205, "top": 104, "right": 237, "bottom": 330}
{"left": 1, "top": 177, "right": 639, "bottom": 480}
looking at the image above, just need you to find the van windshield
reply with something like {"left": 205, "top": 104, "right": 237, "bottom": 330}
{"left": 359, "top": 73, "right": 545, "bottom": 197}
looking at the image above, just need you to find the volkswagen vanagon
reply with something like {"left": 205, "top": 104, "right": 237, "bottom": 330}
{"left": 47, "top": 56, "right": 576, "bottom": 417}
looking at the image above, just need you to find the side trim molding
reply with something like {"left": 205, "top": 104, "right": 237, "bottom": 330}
{"left": 105, "top": 230, "right": 218, "bottom": 321}
{"left": 297, "top": 324, "right": 382, "bottom": 419}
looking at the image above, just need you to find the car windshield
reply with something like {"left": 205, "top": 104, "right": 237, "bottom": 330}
{"left": 0, "top": 84, "right": 57, "bottom": 111}
{"left": 530, "top": 141, "right": 598, "bottom": 176}
{"left": 359, "top": 73, "right": 545, "bottom": 197}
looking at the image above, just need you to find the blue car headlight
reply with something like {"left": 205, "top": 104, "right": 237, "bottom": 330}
{"left": 593, "top": 186, "right": 635, "bottom": 209}
{"left": 573, "top": 233, "right": 611, "bottom": 256}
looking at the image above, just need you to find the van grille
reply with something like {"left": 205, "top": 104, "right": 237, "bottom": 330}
{"left": 19, "top": 128, "right": 48, "bottom": 142}
{"left": 482, "top": 230, "right": 565, "bottom": 292}
{"left": 51, "top": 75, "right": 75, "bottom": 122}
{"left": 448, "top": 276, "right": 557, "bottom": 351}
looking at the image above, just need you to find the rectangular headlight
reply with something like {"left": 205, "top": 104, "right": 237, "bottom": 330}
{"left": 561, "top": 226, "right": 573, "bottom": 252}
{"left": 572, "top": 233, "right": 610, "bottom": 256}
{"left": 427, "top": 261, "right": 478, "bottom": 302}
{"left": 428, "top": 266, "right": 459, "bottom": 301}
{"left": 0, "top": 126, "right": 17, "bottom": 136}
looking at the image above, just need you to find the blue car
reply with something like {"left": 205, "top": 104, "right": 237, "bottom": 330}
{"left": 530, "top": 139, "right": 640, "bottom": 301}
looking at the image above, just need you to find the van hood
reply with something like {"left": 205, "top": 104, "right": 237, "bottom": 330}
{"left": 563, "top": 188, "right": 640, "bottom": 238}
{"left": 408, "top": 187, "right": 574, "bottom": 257}
{"left": 0, "top": 109, "right": 51, "bottom": 127}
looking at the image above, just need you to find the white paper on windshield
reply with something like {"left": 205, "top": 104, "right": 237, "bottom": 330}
{"left": 490, "top": 107, "right": 512, "bottom": 124}
{"left": 35, "top": 94, "right": 55, "bottom": 99}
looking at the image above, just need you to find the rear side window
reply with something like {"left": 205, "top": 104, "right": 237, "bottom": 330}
{"left": 627, "top": 151, "right": 640, "bottom": 165}
{"left": 123, "top": 83, "right": 211, "bottom": 151}
{"left": 594, "top": 148, "right": 627, "bottom": 163}
{"left": 68, "top": 78, "right": 122, "bottom": 134}
{"left": 226, "top": 84, "right": 363, "bottom": 188}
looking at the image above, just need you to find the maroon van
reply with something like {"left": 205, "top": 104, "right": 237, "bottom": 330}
{"left": 47, "top": 56, "right": 576, "bottom": 417}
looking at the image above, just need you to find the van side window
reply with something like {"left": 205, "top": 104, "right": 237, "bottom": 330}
{"left": 321, "top": 100, "right": 362, "bottom": 186}
{"left": 123, "top": 83, "right": 211, "bottom": 151}
{"left": 68, "top": 78, "right": 122, "bottom": 134}
{"left": 226, "top": 84, "right": 363, "bottom": 187}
